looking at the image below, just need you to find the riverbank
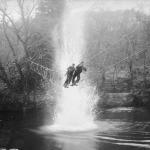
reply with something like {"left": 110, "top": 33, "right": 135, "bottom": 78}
{"left": 97, "top": 90, "right": 150, "bottom": 109}
{"left": 0, "top": 86, "right": 150, "bottom": 112}
{"left": 0, "top": 88, "right": 55, "bottom": 112}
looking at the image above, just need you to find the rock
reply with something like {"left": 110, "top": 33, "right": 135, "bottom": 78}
{"left": 97, "top": 92, "right": 133, "bottom": 108}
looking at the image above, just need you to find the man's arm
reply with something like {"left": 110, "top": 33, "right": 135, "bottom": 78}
{"left": 65, "top": 67, "right": 70, "bottom": 76}
{"left": 83, "top": 67, "right": 87, "bottom": 71}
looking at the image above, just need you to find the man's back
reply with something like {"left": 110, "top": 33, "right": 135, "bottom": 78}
{"left": 67, "top": 66, "right": 75, "bottom": 74}
{"left": 75, "top": 65, "right": 87, "bottom": 74}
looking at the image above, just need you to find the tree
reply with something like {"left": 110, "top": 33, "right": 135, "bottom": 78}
{"left": 0, "top": 59, "right": 12, "bottom": 89}
{"left": 0, "top": 0, "right": 50, "bottom": 105}
{"left": 85, "top": 9, "right": 150, "bottom": 92}
{"left": 37, "top": 0, "right": 64, "bottom": 17}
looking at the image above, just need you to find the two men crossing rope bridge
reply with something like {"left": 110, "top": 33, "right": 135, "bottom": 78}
{"left": 28, "top": 59, "right": 87, "bottom": 88}
{"left": 27, "top": 47, "right": 149, "bottom": 89}
{"left": 63, "top": 61, "right": 87, "bottom": 88}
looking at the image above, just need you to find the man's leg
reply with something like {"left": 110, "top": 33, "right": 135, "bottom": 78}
{"left": 63, "top": 80, "right": 68, "bottom": 87}
{"left": 64, "top": 76, "right": 69, "bottom": 87}
{"left": 76, "top": 74, "right": 80, "bottom": 84}
{"left": 68, "top": 73, "right": 73, "bottom": 85}
{"left": 72, "top": 73, "right": 77, "bottom": 85}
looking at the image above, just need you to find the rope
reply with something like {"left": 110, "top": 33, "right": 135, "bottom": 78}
{"left": 107, "top": 49, "right": 147, "bottom": 70}
{"left": 26, "top": 58, "right": 60, "bottom": 86}
{"left": 96, "top": 48, "right": 148, "bottom": 73}
{"left": 86, "top": 28, "right": 138, "bottom": 62}
{"left": 26, "top": 58, "right": 57, "bottom": 72}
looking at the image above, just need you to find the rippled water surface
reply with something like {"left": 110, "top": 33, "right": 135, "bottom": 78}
{"left": 1, "top": 107, "right": 150, "bottom": 150}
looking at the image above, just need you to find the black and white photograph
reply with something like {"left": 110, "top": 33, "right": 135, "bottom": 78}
{"left": 0, "top": 0, "right": 150, "bottom": 150}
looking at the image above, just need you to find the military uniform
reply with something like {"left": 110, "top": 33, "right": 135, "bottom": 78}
{"left": 72, "top": 64, "right": 87, "bottom": 85}
{"left": 64, "top": 66, "right": 75, "bottom": 87}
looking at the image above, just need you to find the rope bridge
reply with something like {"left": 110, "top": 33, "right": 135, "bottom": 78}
{"left": 27, "top": 59, "right": 60, "bottom": 86}
{"left": 27, "top": 47, "right": 149, "bottom": 88}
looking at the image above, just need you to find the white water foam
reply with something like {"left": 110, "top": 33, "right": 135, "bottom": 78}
{"left": 51, "top": 1, "right": 98, "bottom": 132}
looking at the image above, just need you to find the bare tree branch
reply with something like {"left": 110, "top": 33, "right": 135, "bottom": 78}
{"left": 2, "top": 15, "right": 24, "bottom": 81}
{"left": 0, "top": 59, "right": 12, "bottom": 89}
{"left": 0, "top": 8, "right": 25, "bottom": 44}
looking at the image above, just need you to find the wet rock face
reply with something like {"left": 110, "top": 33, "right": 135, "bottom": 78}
{"left": 110, "top": 93, "right": 133, "bottom": 106}
{"left": 97, "top": 91, "right": 150, "bottom": 109}
{"left": 97, "top": 93, "right": 133, "bottom": 108}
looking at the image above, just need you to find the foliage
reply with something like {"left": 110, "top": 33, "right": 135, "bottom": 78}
{"left": 85, "top": 10, "right": 150, "bottom": 92}
{"left": 0, "top": 0, "right": 59, "bottom": 109}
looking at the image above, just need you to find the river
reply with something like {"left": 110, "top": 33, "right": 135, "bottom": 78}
{"left": 0, "top": 107, "right": 150, "bottom": 150}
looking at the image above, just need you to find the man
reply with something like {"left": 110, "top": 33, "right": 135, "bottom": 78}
{"left": 64, "top": 63, "right": 75, "bottom": 88}
{"left": 72, "top": 61, "right": 87, "bottom": 86}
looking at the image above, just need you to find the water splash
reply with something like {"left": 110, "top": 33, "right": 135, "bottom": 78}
{"left": 51, "top": 1, "right": 98, "bottom": 131}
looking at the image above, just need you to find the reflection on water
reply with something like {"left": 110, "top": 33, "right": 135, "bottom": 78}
{"left": 1, "top": 107, "right": 150, "bottom": 150}
{"left": 52, "top": 132, "right": 96, "bottom": 150}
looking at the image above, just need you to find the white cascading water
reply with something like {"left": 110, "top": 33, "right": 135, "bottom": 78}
{"left": 51, "top": 1, "right": 98, "bottom": 131}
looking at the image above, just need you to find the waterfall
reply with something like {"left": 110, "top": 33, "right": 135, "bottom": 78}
{"left": 51, "top": 1, "right": 98, "bottom": 132}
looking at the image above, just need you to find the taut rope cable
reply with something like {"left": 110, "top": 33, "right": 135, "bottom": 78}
{"left": 26, "top": 58, "right": 60, "bottom": 87}
{"left": 96, "top": 48, "right": 148, "bottom": 73}
{"left": 86, "top": 29, "right": 138, "bottom": 62}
